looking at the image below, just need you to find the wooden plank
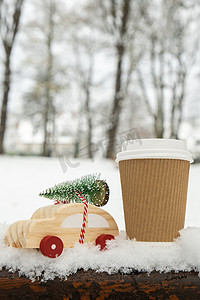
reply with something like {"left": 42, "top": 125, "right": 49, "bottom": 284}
{"left": 0, "top": 268, "right": 200, "bottom": 299}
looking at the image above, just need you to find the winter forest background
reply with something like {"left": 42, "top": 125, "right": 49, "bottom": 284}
{"left": 0, "top": 0, "right": 200, "bottom": 161}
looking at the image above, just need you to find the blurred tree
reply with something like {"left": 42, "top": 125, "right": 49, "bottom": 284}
{"left": 42, "top": 0, "right": 55, "bottom": 156}
{"left": 136, "top": 0, "right": 200, "bottom": 138}
{"left": 63, "top": 2, "right": 110, "bottom": 159}
{"left": 0, "top": 0, "right": 24, "bottom": 154}
{"left": 22, "top": 0, "right": 66, "bottom": 156}
{"left": 101, "top": 0, "right": 132, "bottom": 159}
{"left": 94, "top": 0, "right": 143, "bottom": 158}
{"left": 71, "top": 39, "right": 95, "bottom": 159}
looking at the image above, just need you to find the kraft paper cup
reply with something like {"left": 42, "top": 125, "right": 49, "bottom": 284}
{"left": 116, "top": 139, "right": 193, "bottom": 242}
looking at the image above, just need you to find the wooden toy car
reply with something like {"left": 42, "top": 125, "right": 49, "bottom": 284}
{"left": 4, "top": 203, "right": 119, "bottom": 258}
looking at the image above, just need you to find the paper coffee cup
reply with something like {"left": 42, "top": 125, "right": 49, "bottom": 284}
{"left": 116, "top": 139, "right": 193, "bottom": 242}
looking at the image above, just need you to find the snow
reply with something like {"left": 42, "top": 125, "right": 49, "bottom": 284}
{"left": 1, "top": 155, "right": 200, "bottom": 281}
{"left": 1, "top": 225, "right": 200, "bottom": 281}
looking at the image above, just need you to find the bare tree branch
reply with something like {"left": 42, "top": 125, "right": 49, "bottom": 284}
{"left": 136, "top": 67, "right": 155, "bottom": 118}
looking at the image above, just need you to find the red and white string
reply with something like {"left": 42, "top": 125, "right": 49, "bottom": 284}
{"left": 74, "top": 190, "right": 88, "bottom": 244}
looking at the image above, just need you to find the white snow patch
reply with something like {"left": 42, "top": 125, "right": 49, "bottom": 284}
{"left": 1, "top": 225, "right": 200, "bottom": 281}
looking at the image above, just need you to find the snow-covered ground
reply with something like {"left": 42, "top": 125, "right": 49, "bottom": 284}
{"left": 1, "top": 155, "right": 200, "bottom": 280}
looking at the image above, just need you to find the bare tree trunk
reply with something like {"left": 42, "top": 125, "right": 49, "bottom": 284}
{"left": 85, "top": 63, "right": 93, "bottom": 159}
{"left": 0, "top": 49, "right": 11, "bottom": 153}
{"left": 175, "top": 72, "right": 186, "bottom": 139}
{"left": 106, "top": 0, "right": 131, "bottom": 159}
{"left": 42, "top": 96, "right": 50, "bottom": 156}
{"left": 42, "top": 0, "right": 54, "bottom": 157}
{"left": 136, "top": 68, "right": 155, "bottom": 118}
{"left": 170, "top": 81, "right": 177, "bottom": 138}
{"left": 157, "top": 49, "right": 164, "bottom": 137}
{"left": 51, "top": 103, "right": 56, "bottom": 155}
{"left": 106, "top": 45, "right": 124, "bottom": 159}
{"left": 150, "top": 39, "right": 164, "bottom": 138}
{"left": 170, "top": 58, "right": 187, "bottom": 139}
{"left": 0, "top": 0, "right": 24, "bottom": 154}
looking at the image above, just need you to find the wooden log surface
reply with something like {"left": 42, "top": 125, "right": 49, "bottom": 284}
{"left": 0, "top": 268, "right": 200, "bottom": 299}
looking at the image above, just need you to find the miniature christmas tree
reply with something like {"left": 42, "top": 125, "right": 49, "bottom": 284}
{"left": 39, "top": 174, "right": 109, "bottom": 207}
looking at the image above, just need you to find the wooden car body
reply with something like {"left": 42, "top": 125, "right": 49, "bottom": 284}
{"left": 5, "top": 203, "right": 119, "bottom": 249}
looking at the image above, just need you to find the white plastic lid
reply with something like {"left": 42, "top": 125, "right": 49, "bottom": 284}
{"left": 116, "top": 139, "right": 193, "bottom": 163}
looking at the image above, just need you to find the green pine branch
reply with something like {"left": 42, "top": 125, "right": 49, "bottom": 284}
{"left": 39, "top": 173, "right": 109, "bottom": 206}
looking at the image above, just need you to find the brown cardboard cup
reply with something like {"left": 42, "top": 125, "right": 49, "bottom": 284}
{"left": 117, "top": 139, "right": 193, "bottom": 242}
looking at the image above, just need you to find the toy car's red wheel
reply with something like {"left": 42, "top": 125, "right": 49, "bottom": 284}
{"left": 40, "top": 235, "right": 64, "bottom": 258}
{"left": 95, "top": 234, "right": 115, "bottom": 251}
